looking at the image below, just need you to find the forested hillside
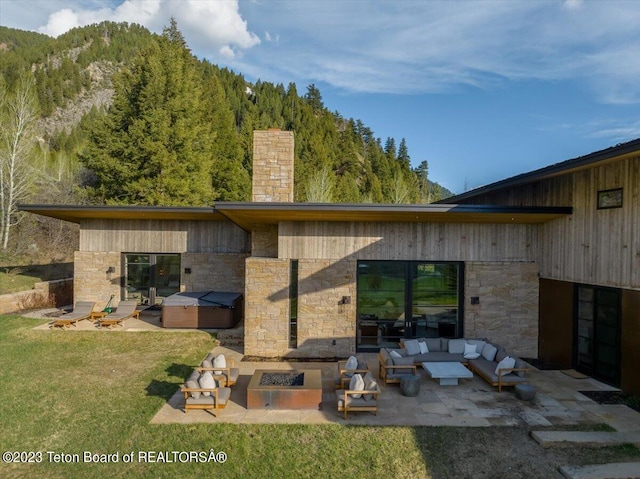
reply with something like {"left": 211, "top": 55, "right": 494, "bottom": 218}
{"left": 0, "top": 21, "right": 451, "bottom": 256}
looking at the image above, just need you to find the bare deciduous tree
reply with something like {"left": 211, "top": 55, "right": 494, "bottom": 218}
{"left": 305, "top": 166, "right": 335, "bottom": 203}
{"left": 0, "top": 74, "right": 40, "bottom": 250}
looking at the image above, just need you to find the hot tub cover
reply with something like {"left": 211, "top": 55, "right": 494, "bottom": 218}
{"left": 163, "top": 291, "right": 242, "bottom": 308}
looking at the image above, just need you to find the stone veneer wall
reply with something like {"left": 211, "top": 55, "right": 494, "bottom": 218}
{"left": 296, "top": 259, "right": 357, "bottom": 358}
{"left": 252, "top": 130, "right": 294, "bottom": 202}
{"left": 244, "top": 258, "right": 358, "bottom": 358}
{"left": 244, "top": 258, "right": 291, "bottom": 356}
{"left": 464, "top": 262, "right": 539, "bottom": 358}
{"left": 182, "top": 253, "right": 248, "bottom": 292}
{"left": 74, "top": 251, "right": 122, "bottom": 310}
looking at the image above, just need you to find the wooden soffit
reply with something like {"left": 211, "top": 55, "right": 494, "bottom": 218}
{"left": 215, "top": 202, "right": 572, "bottom": 231}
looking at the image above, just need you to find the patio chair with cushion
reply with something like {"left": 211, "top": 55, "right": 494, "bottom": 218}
{"left": 337, "top": 355, "right": 370, "bottom": 388}
{"left": 336, "top": 372, "right": 380, "bottom": 419}
{"left": 196, "top": 353, "right": 239, "bottom": 387}
{"left": 50, "top": 301, "right": 96, "bottom": 329}
{"left": 181, "top": 370, "right": 231, "bottom": 416}
{"left": 378, "top": 348, "right": 417, "bottom": 385}
{"left": 97, "top": 300, "right": 138, "bottom": 329}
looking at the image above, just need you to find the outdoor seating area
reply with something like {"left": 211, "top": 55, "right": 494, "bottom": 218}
{"left": 151, "top": 344, "right": 640, "bottom": 431}
{"left": 392, "top": 337, "right": 531, "bottom": 392}
{"left": 31, "top": 308, "right": 640, "bottom": 432}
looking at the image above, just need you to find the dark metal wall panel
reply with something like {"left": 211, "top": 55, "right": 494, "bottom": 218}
{"left": 539, "top": 278, "right": 574, "bottom": 369}
{"left": 621, "top": 289, "right": 640, "bottom": 396}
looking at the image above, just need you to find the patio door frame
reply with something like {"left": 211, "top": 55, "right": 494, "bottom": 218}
{"left": 356, "top": 260, "right": 464, "bottom": 352}
{"left": 121, "top": 253, "right": 181, "bottom": 306}
{"left": 573, "top": 284, "right": 621, "bottom": 387}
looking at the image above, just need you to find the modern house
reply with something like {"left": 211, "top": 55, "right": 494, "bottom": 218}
{"left": 21, "top": 130, "right": 640, "bottom": 395}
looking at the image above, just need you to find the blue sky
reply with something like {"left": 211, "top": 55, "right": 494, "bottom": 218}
{"left": 1, "top": 0, "right": 639, "bottom": 194}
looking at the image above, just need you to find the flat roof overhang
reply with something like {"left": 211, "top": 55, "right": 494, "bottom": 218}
{"left": 214, "top": 202, "right": 572, "bottom": 231}
{"left": 17, "top": 205, "right": 225, "bottom": 223}
{"left": 19, "top": 203, "right": 572, "bottom": 231}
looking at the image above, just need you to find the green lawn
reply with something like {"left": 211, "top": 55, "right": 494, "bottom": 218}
{"left": 0, "top": 315, "right": 427, "bottom": 478}
{"left": 0, "top": 315, "right": 638, "bottom": 479}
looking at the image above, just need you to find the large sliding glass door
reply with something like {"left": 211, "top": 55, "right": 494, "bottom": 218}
{"left": 123, "top": 254, "right": 181, "bottom": 307}
{"left": 356, "top": 261, "right": 463, "bottom": 351}
{"left": 575, "top": 285, "right": 621, "bottom": 386}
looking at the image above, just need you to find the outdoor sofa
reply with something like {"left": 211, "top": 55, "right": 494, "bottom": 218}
{"left": 380, "top": 337, "right": 530, "bottom": 391}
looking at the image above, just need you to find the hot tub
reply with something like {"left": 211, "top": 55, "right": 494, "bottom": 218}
{"left": 162, "top": 291, "right": 243, "bottom": 329}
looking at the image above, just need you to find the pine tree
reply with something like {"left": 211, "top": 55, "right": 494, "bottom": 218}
{"left": 398, "top": 138, "right": 410, "bottom": 169}
{"left": 80, "top": 19, "right": 214, "bottom": 205}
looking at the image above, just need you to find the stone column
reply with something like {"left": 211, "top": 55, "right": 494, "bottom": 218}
{"left": 252, "top": 129, "right": 294, "bottom": 203}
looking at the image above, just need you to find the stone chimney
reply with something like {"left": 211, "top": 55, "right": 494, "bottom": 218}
{"left": 252, "top": 129, "right": 294, "bottom": 203}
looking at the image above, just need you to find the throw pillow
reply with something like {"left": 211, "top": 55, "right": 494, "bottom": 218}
{"left": 185, "top": 379, "right": 201, "bottom": 399}
{"left": 448, "top": 338, "right": 466, "bottom": 354}
{"left": 345, "top": 355, "right": 358, "bottom": 371}
{"left": 404, "top": 339, "right": 421, "bottom": 356}
{"left": 201, "top": 359, "right": 212, "bottom": 369}
{"left": 481, "top": 343, "right": 498, "bottom": 362}
{"left": 495, "top": 356, "right": 516, "bottom": 375}
{"left": 389, "top": 350, "right": 403, "bottom": 359}
{"left": 213, "top": 354, "right": 226, "bottom": 374}
{"left": 349, "top": 373, "right": 365, "bottom": 399}
{"left": 199, "top": 371, "right": 217, "bottom": 396}
{"left": 419, "top": 341, "right": 429, "bottom": 354}
{"left": 495, "top": 348, "right": 508, "bottom": 363}
{"left": 463, "top": 343, "right": 477, "bottom": 359}
{"left": 466, "top": 339, "right": 486, "bottom": 354}
{"left": 513, "top": 357, "right": 527, "bottom": 377}
{"left": 363, "top": 372, "right": 378, "bottom": 401}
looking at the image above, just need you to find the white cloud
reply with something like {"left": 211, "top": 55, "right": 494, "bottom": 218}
{"left": 228, "top": 0, "right": 640, "bottom": 104}
{"left": 563, "top": 0, "right": 584, "bottom": 10}
{"left": 35, "top": 0, "right": 259, "bottom": 61}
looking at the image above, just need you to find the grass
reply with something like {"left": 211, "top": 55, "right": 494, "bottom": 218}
{"left": 0, "top": 314, "right": 638, "bottom": 479}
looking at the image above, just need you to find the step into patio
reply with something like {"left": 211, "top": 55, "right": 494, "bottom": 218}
{"left": 215, "top": 328, "right": 243, "bottom": 346}
{"left": 532, "top": 430, "right": 640, "bottom": 448}
{"left": 558, "top": 462, "right": 640, "bottom": 479}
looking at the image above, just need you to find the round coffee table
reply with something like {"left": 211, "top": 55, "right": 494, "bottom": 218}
{"left": 400, "top": 376, "right": 420, "bottom": 397}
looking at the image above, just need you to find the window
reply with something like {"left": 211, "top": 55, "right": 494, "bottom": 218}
{"left": 289, "top": 260, "right": 298, "bottom": 348}
{"left": 356, "top": 261, "right": 463, "bottom": 351}
{"left": 597, "top": 188, "right": 623, "bottom": 209}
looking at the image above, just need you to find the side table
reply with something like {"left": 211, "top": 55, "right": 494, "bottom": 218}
{"left": 400, "top": 376, "right": 420, "bottom": 397}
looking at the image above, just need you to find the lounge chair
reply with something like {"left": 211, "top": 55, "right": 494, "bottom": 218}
{"left": 50, "top": 301, "right": 96, "bottom": 329}
{"left": 97, "top": 300, "right": 138, "bottom": 329}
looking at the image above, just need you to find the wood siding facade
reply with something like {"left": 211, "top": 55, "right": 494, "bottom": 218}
{"left": 79, "top": 219, "right": 250, "bottom": 254}
{"left": 278, "top": 221, "right": 538, "bottom": 262}
{"left": 457, "top": 154, "right": 640, "bottom": 291}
